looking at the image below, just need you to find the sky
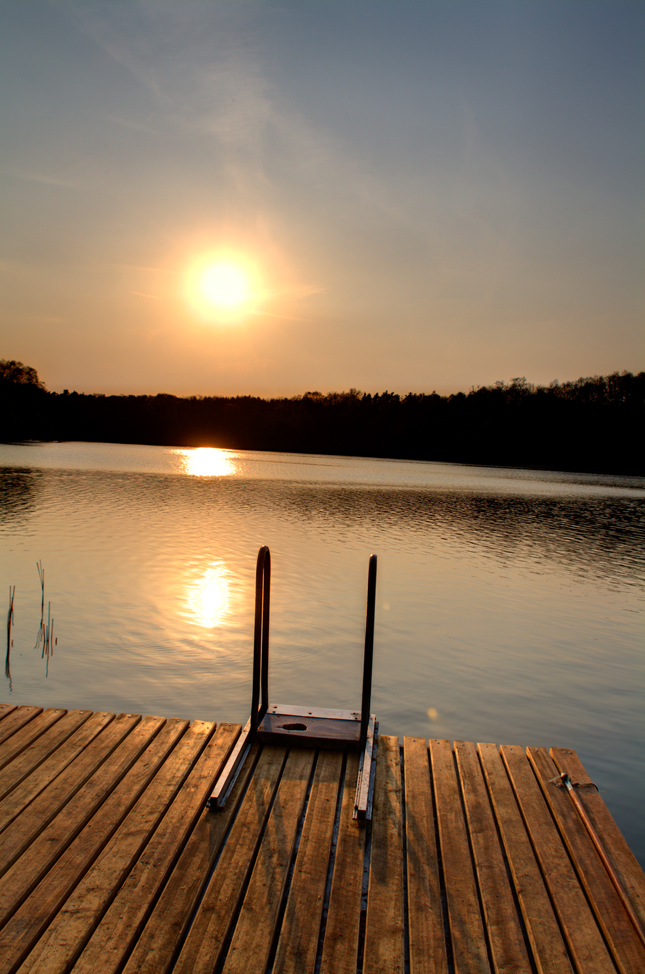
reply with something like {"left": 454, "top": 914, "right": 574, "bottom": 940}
{"left": 1, "top": 0, "right": 643, "bottom": 397}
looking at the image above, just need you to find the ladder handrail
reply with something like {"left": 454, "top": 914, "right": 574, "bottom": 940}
{"left": 360, "top": 554, "right": 377, "bottom": 745}
{"left": 251, "top": 545, "right": 271, "bottom": 733}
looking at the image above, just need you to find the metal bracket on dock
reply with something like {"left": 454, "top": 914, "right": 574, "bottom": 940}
{"left": 208, "top": 547, "right": 379, "bottom": 821}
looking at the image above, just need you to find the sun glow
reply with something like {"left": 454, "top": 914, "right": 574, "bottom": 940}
{"left": 186, "top": 251, "right": 262, "bottom": 322}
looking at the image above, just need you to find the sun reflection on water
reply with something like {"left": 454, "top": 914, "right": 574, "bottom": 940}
{"left": 187, "top": 563, "right": 232, "bottom": 628}
{"left": 176, "top": 448, "right": 237, "bottom": 477}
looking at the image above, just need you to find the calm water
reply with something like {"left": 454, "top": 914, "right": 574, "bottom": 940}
{"left": 1, "top": 442, "right": 644, "bottom": 864}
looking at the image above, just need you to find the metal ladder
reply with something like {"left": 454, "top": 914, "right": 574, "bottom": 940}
{"left": 208, "top": 546, "right": 378, "bottom": 821}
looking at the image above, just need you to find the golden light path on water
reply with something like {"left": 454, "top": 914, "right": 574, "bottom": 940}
{"left": 175, "top": 447, "right": 237, "bottom": 478}
{"left": 172, "top": 449, "right": 239, "bottom": 628}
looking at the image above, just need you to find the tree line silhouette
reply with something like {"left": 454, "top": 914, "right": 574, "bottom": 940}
{"left": 1, "top": 360, "right": 643, "bottom": 475}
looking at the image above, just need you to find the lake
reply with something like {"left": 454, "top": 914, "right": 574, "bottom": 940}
{"left": 1, "top": 441, "right": 643, "bottom": 865}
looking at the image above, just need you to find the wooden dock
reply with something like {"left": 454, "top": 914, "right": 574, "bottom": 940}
{"left": 0, "top": 703, "right": 644, "bottom": 974}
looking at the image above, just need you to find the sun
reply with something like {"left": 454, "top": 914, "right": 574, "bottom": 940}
{"left": 200, "top": 261, "right": 250, "bottom": 310}
{"left": 186, "top": 251, "right": 262, "bottom": 322}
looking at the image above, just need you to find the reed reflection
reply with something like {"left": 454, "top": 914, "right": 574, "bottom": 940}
{"left": 176, "top": 448, "right": 237, "bottom": 478}
{"left": 187, "top": 562, "right": 232, "bottom": 628}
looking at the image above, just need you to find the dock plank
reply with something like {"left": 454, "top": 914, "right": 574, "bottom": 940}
{"left": 0, "top": 710, "right": 92, "bottom": 803}
{"left": 21, "top": 719, "right": 219, "bottom": 974}
{"left": 364, "top": 735, "right": 405, "bottom": 974}
{"left": 0, "top": 704, "right": 18, "bottom": 722}
{"left": 477, "top": 743, "right": 574, "bottom": 974}
{"left": 122, "top": 742, "right": 260, "bottom": 974}
{"left": 431, "top": 738, "right": 490, "bottom": 974}
{"left": 0, "top": 718, "right": 187, "bottom": 974}
{"left": 0, "top": 707, "right": 43, "bottom": 747}
{"left": 455, "top": 740, "right": 531, "bottom": 974}
{"left": 501, "top": 744, "right": 617, "bottom": 974}
{"left": 528, "top": 746, "right": 645, "bottom": 974}
{"left": 273, "top": 749, "right": 343, "bottom": 974}
{"left": 173, "top": 745, "right": 287, "bottom": 974}
{"left": 403, "top": 736, "right": 448, "bottom": 974}
{"left": 0, "top": 711, "right": 114, "bottom": 834}
{"left": 550, "top": 747, "right": 645, "bottom": 934}
{"left": 318, "top": 751, "right": 366, "bottom": 974}
{"left": 70, "top": 722, "right": 240, "bottom": 974}
{"left": 222, "top": 747, "right": 316, "bottom": 974}
{"left": 0, "top": 709, "right": 66, "bottom": 772}
{"left": 0, "top": 713, "right": 139, "bottom": 880}
{"left": 0, "top": 714, "right": 165, "bottom": 931}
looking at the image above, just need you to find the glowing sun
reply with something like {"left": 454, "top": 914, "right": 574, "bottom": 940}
{"left": 200, "top": 261, "right": 250, "bottom": 310}
{"left": 186, "top": 251, "right": 262, "bottom": 321}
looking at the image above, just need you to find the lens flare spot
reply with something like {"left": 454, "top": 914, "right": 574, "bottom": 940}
{"left": 427, "top": 707, "right": 439, "bottom": 722}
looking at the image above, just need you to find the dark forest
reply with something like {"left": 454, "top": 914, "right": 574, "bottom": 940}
{"left": 1, "top": 361, "right": 643, "bottom": 475}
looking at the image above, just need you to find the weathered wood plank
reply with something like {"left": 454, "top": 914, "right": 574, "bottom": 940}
{"left": 0, "top": 718, "right": 186, "bottom": 974}
{"left": 272, "top": 750, "right": 343, "bottom": 974}
{"left": 318, "top": 751, "right": 366, "bottom": 974}
{"left": 222, "top": 747, "right": 316, "bottom": 974}
{"left": 455, "top": 740, "right": 532, "bottom": 974}
{"left": 68, "top": 722, "right": 239, "bottom": 974}
{"left": 431, "top": 738, "right": 490, "bottom": 974}
{"left": 529, "top": 746, "right": 645, "bottom": 974}
{"left": 0, "top": 704, "right": 18, "bottom": 722}
{"left": 0, "top": 711, "right": 114, "bottom": 834}
{"left": 0, "top": 710, "right": 92, "bottom": 803}
{"left": 0, "top": 709, "right": 66, "bottom": 771}
{"left": 122, "top": 742, "right": 260, "bottom": 974}
{"left": 0, "top": 713, "right": 139, "bottom": 880}
{"left": 0, "top": 707, "right": 43, "bottom": 748}
{"left": 364, "top": 735, "right": 405, "bottom": 974}
{"left": 501, "top": 745, "right": 616, "bottom": 974}
{"left": 403, "top": 736, "right": 448, "bottom": 974}
{"left": 21, "top": 719, "right": 219, "bottom": 974}
{"left": 173, "top": 745, "right": 287, "bottom": 974}
{"left": 0, "top": 714, "right": 164, "bottom": 930}
{"left": 477, "top": 743, "right": 574, "bottom": 974}
{"left": 551, "top": 747, "right": 645, "bottom": 933}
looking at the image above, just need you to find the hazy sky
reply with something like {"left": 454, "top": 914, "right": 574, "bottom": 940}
{"left": 1, "top": 0, "right": 643, "bottom": 396}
